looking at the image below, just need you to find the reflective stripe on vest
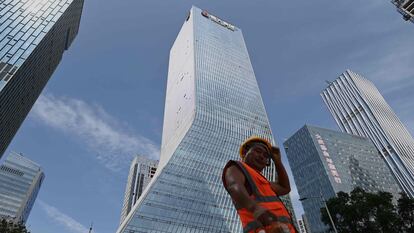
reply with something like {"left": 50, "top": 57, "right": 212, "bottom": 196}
{"left": 232, "top": 161, "right": 296, "bottom": 233}
{"left": 235, "top": 161, "right": 282, "bottom": 202}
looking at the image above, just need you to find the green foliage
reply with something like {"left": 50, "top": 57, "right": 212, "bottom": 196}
{"left": 320, "top": 187, "right": 414, "bottom": 233}
{"left": 0, "top": 219, "right": 30, "bottom": 233}
{"left": 397, "top": 192, "right": 414, "bottom": 233}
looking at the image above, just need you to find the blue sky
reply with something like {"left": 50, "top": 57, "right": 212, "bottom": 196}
{"left": 4, "top": 0, "right": 414, "bottom": 233}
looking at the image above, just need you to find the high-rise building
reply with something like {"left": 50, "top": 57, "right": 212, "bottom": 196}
{"left": 120, "top": 155, "right": 158, "bottom": 225}
{"left": 0, "top": 0, "right": 84, "bottom": 158}
{"left": 284, "top": 125, "right": 401, "bottom": 233}
{"left": 0, "top": 151, "right": 44, "bottom": 224}
{"left": 301, "top": 214, "right": 312, "bottom": 233}
{"left": 392, "top": 0, "right": 414, "bottom": 23}
{"left": 117, "top": 6, "right": 296, "bottom": 233}
{"left": 298, "top": 219, "right": 308, "bottom": 233}
{"left": 321, "top": 70, "right": 414, "bottom": 197}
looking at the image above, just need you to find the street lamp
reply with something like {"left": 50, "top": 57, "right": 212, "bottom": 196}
{"left": 299, "top": 195, "right": 338, "bottom": 233}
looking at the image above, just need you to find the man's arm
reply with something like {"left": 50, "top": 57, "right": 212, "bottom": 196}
{"left": 224, "top": 165, "right": 257, "bottom": 212}
{"left": 269, "top": 147, "right": 291, "bottom": 196}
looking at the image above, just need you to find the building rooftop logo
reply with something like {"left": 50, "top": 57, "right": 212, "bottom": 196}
{"left": 201, "top": 10, "right": 235, "bottom": 31}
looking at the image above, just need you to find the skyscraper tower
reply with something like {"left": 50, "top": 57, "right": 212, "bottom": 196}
{"left": 284, "top": 125, "right": 400, "bottom": 233}
{"left": 321, "top": 69, "right": 414, "bottom": 197}
{"left": 119, "top": 155, "right": 158, "bottom": 225}
{"left": 117, "top": 6, "right": 295, "bottom": 233}
{"left": 0, "top": 151, "right": 44, "bottom": 224}
{"left": 0, "top": 0, "right": 84, "bottom": 158}
{"left": 392, "top": 0, "right": 414, "bottom": 23}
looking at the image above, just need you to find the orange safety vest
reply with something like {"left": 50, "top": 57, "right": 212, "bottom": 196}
{"left": 222, "top": 160, "right": 297, "bottom": 233}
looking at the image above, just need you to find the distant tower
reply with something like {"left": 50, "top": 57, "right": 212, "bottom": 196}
{"left": 0, "top": 0, "right": 85, "bottom": 158}
{"left": 392, "top": 0, "right": 414, "bottom": 23}
{"left": 88, "top": 223, "right": 93, "bottom": 233}
{"left": 301, "top": 214, "right": 312, "bottom": 233}
{"left": 297, "top": 219, "right": 308, "bottom": 233}
{"left": 284, "top": 125, "right": 400, "bottom": 233}
{"left": 321, "top": 70, "right": 414, "bottom": 197}
{"left": 119, "top": 155, "right": 158, "bottom": 224}
{"left": 0, "top": 152, "right": 44, "bottom": 224}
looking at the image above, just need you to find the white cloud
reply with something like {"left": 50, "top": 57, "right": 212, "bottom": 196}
{"left": 38, "top": 201, "right": 92, "bottom": 233}
{"left": 31, "top": 94, "right": 160, "bottom": 171}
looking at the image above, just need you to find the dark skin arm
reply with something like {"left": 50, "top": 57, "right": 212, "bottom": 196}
{"left": 269, "top": 146, "right": 291, "bottom": 196}
{"left": 224, "top": 165, "right": 279, "bottom": 228}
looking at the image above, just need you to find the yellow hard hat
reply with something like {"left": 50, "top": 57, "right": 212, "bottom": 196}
{"left": 239, "top": 136, "right": 272, "bottom": 158}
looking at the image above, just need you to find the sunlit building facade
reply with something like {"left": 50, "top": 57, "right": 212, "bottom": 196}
{"left": 120, "top": 155, "right": 158, "bottom": 225}
{"left": 321, "top": 70, "right": 414, "bottom": 197}
{"left": 284, "top": 125, "right": 401, "bottom": 233}
{"left": 0, "top": 151, "right": 44, "bottom": 224}
{"left": 0, "top": 0, "right": 84, "bottom": 158}
{"left": 392, "top": 0, "right": 414, "bottom": 23}
{"left": 117, "top": 6, "right": 295, "bottom": 233}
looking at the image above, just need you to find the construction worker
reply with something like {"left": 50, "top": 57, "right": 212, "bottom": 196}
{"left": 222, "top": 136, "right": 297, "bottom": 233}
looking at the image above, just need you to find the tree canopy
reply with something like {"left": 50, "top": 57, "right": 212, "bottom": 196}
{"left": 0, "top": 219, "right": 30, "bottom": 233}
{"left": 320, "top": 187, "right": 414, "bottom": 233}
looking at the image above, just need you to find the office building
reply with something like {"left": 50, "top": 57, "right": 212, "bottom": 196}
{"left": 0, "top": 0, "right": 84, "bottom": 158}
{"left": 298, "top": 219, "right": 308, "bottom": 233}
{"left": 119, "top": 155, "right": 158, "bottom": 225}
{"left": 321, "top": 70, "right": 414, "bottom": 197}
{"left": 302, "top": 214, "right": 312, "bottom": 233}
{"left": 0, "top": 151, "right": 44, "bottom": 223}
{"left": 284, "top": 125, "right": 400, "bottom": 233}
{"left": 117, "top": 6, "right": 296, "bottom": 233}
{"left": 392, "top": 0, "right": 414, "bottom": 23}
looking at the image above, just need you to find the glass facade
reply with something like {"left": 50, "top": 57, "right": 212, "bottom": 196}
{"left": 284, "top": 125, "right": 401, "bottom": 233}
{"left": 392, "top": 0, "right": 414, "bottom": 23}
{"left": 117, "top": 6, "right": 295, "bottom": 233}
{"left": 0, "top": 151, "right": 44, "bottom": 223}
{"left": 321, "top": 70, "right": 414, "bottom": 197}
{"left": 120, "top": 155, "right": 158, "bottom": 225}
{"left": 297, "top": 219, "right": 308, "bottom": 233}
{"left": 0, "top": 0, "right": 84, "bottom": 157}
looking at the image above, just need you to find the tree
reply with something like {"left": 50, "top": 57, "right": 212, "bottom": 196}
{"left": 0, "top": 219, "right": 30, "bottom": 233}
{"left": 397, "top": 192, "right": 414, "bottom": 233}
{"left": 320, "top": 187, "right": 399, "bottom": 233}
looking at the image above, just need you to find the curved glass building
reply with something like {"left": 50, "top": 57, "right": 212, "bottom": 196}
{"left": 117, "top": 6, "right": 295, "bottom": 233}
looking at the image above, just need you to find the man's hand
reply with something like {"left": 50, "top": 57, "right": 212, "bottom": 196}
{"left": 267, "top": 222, "right": 291, "bottom": 233}
{"left": 253, "top": 205, "right": 275, "bottom": 226}
{"left": 270, "top": 146, "right": 282, "bottom": 164}
{"left": 269, "top": 146, "right": 291, "bottom": 196}
{"left": 253, "top": 206, "right": 290, "bottom": 233}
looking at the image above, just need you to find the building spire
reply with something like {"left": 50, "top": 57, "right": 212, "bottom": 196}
{"left": 89, "top": 222, "right": 93, "bottom": 233}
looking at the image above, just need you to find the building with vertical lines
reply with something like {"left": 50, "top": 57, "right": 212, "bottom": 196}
{"left": 321, "top": 70, "right": 414, "bottom": 197}
{"left": 392, "top": 0, "right": 414, "bottom": 23}
{"left": 284, "top": 125, "right": 400, "bottom": 233}
{"left": 117, "top": 6, "right": 296, "bottom": 233}
{"left": 0, "top": 151, "right": 44, "bottom": 224}
{"left": 0, "top": 0, "right": 84, "bottom": 158}
{"left": 120, "top": 155, "right": 158, "bottom": 225}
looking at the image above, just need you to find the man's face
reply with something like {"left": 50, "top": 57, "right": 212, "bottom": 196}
{"left": 244, "top": 143, "right": 270, "bottom": 171}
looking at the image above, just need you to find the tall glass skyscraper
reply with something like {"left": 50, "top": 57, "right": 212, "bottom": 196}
{"left": 0, "top": 0, "right": 84, "bottom": 158}
{"left": 284, "top": 125, "right": 401, "bottom": 233}
{"left": 392, "top": 0, "right": 414, "bottom": 23}
{"left": 321, "top": 70, "right": 414, "bottom": 197}
{"left": 0, "top": 151, "right": 44, "bottom": 224}
{"left": 120, "top": 155, "right": 158, "bottom": 225}
{"left": 117, "top": 6, "right": 295, "bottom": 233}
